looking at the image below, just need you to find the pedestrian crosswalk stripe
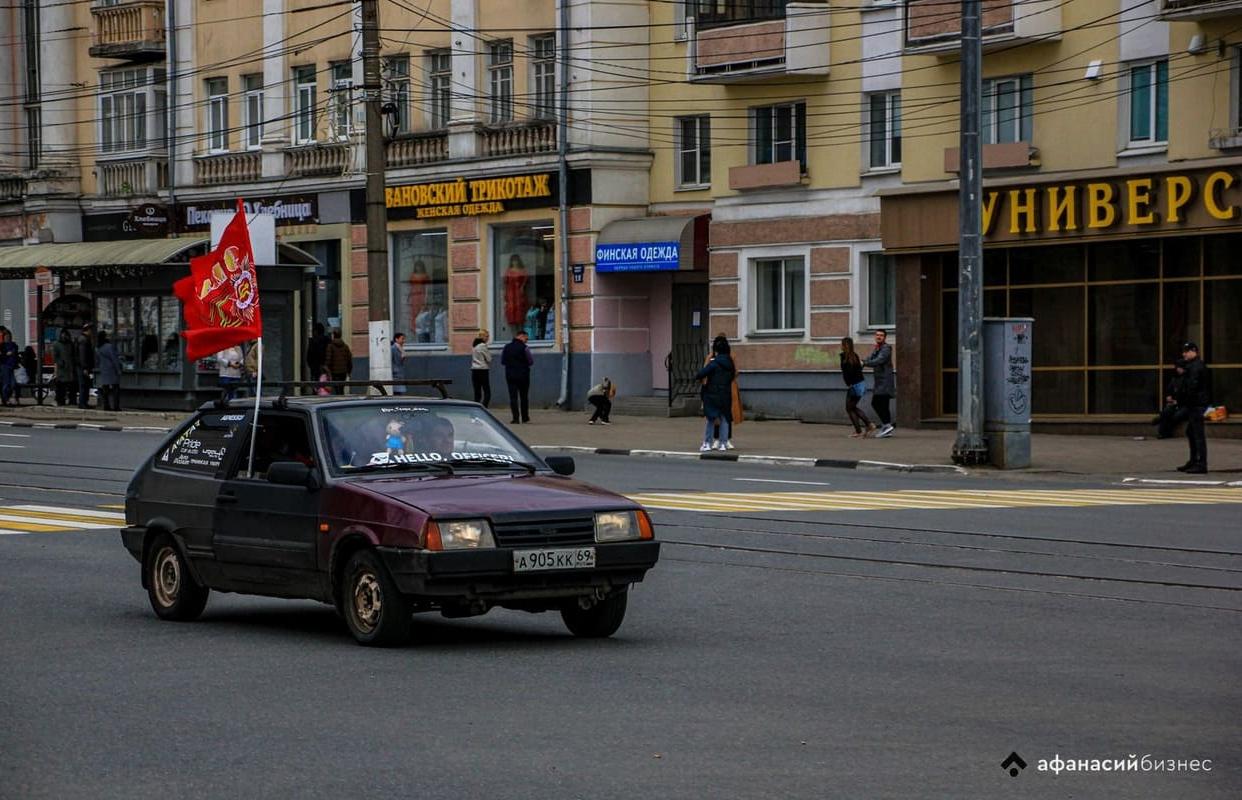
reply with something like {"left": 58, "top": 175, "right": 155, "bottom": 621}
{"left": 627, "top": 488, "right": 1242, "bottom": 513}
{"left": 0, "top": 504, "right": 125, "bottom": 535}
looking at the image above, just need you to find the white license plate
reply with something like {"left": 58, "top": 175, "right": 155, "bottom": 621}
{"left": 513, "top": 547, "right": 596, "bottom": 572}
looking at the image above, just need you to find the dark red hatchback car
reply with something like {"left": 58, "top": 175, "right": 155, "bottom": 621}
{"left": 121, "top": 397, "right": 660, "bottom": 646}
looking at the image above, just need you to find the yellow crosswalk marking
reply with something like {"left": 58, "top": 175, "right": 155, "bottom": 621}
{"left": 0, "top": 504, "right": 125, "bottom": 535}
{"left": 627, "top": 488, "right": 1242, "bottom": 513}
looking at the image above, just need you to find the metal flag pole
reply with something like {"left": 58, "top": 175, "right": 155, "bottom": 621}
{"left": 247, "top": 337, "right": 263, "bottom": 478}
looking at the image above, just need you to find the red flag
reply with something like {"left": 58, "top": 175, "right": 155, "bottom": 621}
{"left": 173, "top": 201, "right": 262, "bottom": 362}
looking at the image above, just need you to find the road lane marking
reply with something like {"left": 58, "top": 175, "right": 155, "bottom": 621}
{"left": 0, "top": 444, "right": 24, "bottom": 448}
{"left": 11, "top": 504, "right": 126, "bottom": 521}
{"left": 733, "top": 478, "right": 833, "bottom": 486}
{"left": 0, "top": 433, "right": 30, "bottom": 438}
{"left": 0, "top": 504, "right": 125, "bottom": 535}
{"left": 628, "top": 488, "right": 1242, "bottom": 513}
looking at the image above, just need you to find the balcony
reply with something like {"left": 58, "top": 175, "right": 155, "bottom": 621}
{"left": 689, "top": 2, "right": 830, "bottom": 84}
{"left": 903, "top": 0, "right": 1061, "bottom": 56}
{"left": 90, "top": 0, "right": 166, "bottom": 62}
{"left": 0, "top": 175, "right": 25, "bottom": 202}
{"left": 284, "top": 141, "right": 351, "bottom": 178}
{"left": 943, "top": 142, "right": 1040, "bottom": 173}
{"left": 728, "top": 161, "right": 805, "bottom": 191}
{"left": 1160, "top": 0, "right": 1242, "bottom": 19}
{"left": 477, "top": 120, "right": 557, "bottom": 158}
{"left": 387, "top": 131, "right": 449, "bottom": 168}
{"left": 97, "top": 154, "right": 168, "bottom": 197}
{"left": 194, "top": 151, "right": 261, "bottom": 186}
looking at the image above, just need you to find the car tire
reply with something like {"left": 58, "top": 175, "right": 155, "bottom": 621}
{"left": 146, "top": 534, "right": 209, "bottom": 621}
{"left": 342, "top": 550, "right": 412, "bottom": 647}
{"left": 560, "top": 588, "right": 628, "bottom": 638}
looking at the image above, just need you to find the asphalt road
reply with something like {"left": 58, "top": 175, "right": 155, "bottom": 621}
{"left": 1, "top": 427, "right": 1239, "bottom": 799}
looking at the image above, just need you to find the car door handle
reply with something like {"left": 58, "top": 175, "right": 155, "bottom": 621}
{"left": 218, "top": 492, "right": 238, "bottom": 504}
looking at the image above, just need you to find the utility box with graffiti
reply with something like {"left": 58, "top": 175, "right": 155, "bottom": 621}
{"left": 983, "top": 317, "right": 1033, "bottom": 469}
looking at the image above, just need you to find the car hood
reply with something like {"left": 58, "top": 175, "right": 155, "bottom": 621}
{"left": 346, "top": 472, "right": 637, "bottom": 517}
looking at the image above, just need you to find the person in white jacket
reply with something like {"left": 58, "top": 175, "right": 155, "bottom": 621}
{"left": 471, "top": 330, "right": 492, "bottom": 406}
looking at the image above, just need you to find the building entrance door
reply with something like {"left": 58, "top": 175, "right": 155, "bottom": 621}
{"left": 667, "top": 282, "right": 708, "bottom": 405}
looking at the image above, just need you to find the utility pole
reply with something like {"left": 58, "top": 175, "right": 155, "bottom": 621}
{"left": 361, "top": 0, "right": 392, "bottom": 386}
{"left": 952, "top": 0, "right": 988, "bottom": 466}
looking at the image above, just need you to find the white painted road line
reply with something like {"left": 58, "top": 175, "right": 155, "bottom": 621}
{"left": 734, "top": 478, "right": 833, "bottom": 486}
{"left": 12, "top": 504, "right": 127, "bottom": 521}
{"left": 0, "top": 433, "right": 31, "bottom": 438}
{"left": 0, "top": 444, "right": 24, "bottom": 448}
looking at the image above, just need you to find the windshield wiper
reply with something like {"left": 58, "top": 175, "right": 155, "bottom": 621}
{"left": 445, "top": 458, "right": 537, "bottom": 475}
{"left": 342, "top": 461, "right": 456, "bottom": 476}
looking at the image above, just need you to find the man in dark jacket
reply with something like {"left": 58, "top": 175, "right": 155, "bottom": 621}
{"left": 1176, "top": 342, "right": 1211, "bottom": 474}
{"left": 863, "top": 329, "right": 895, "bottom": 438}
{"left": 323, "top": 329, "right": 353, "bottom": 393}
{"left": 76, "top": 325, "right": 96, "bottom": 409}
{"left": 695, "top": 339, "right": 735, "bottom": 451}
{"left": 306, "top": 322, "right": 329, "bottom": 380}
{"left": 500, "top": 330, "right": 533, "bottom": 424}
{"left": 1154, "top": 358, "right": 1188, "bottom": 439}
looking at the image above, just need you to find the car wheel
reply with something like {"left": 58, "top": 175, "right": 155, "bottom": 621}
{"left": 560, "top": 588, "right": 628, "bottom": 638}
{"left": 146, "top": 534, "right": 209, "bottom": 621}
{"left": 342, "top": 550, "right": 412, "bottom": 647}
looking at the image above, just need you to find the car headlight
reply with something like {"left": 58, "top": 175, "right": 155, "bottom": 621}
{"left": 595, "top": 510, "right": 643, "bottom": 543}
{"left": 427, "top": 519, "right": 495, "bottom": 550}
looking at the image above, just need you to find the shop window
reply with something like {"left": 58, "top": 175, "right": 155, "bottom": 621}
{"left": 493, "top": 223, "right": 556, "bottom": 342}
{"left": 983, "top": 249, "right": 1007, "bottom": 287}
{"left": 753, "top": 101, "right": 806, "bottom": 171}
{"left": 1009, "top": 245, "right": 1084, "bottom": 285}
{"left": 292, "top": 65, "right": 317, "bottom": 144}
{"left": 206, "top": 77, "right": 228, "bottom": 152}
{"left": 1089, "top": 240, "right": 1159, "bottom": 282}
{"left": 242, "top": 74, "right": 263, "bottom": 149}
{"left": 751, "top": 257, "right": 805, "bottom": 333}
{"left": 99, "top": 67, "right": 166, "bottom": 154}
{"left": 867, "top": 92, "right": 901, "bottom": 169}
{"left": 1213, "top": 369, "right": 1242, "bottom": 413}
{"left": 1031, "top": 370, "right": 1085, "bottom": 415}
{"left": 695, "top": 0, "right": 790, "bottom": 29}
{"left": 383, "top": 55, "right": 411, "bottom": 135}
{"left": 1204, "top": 232, "right": 1242, "bottom": 277}
{"left": 1205, "top": 278, "right": 1242, "bottom": 364}
{"left": 329, "top": 61, "right": 353, "bottom": 139}
{"left": 94, "top": 296, "right": 181, "bottom": 373}
{"left": 865, "top": 253, "right": 895, "bottom": 328}
{"left": 676, "top": 115, "right": 711, "bottom": 188}
{"left": 1088, "top": 283, "right": 1159, "bottom": 366}
{"left": 1009, "top": 286, "right": 1085, "bottom": 367}
{"left": 428, "top": 50, "right": 451, "bottom": 129}
{"left": 1127, "top": 60, "right": 1168, "bottom": 146}
{"left": 392, "top": 230, "right": 449, "bottom": 346}
{"left": 531, "top": 35, "right": 556, "bottom": 120}
{"left": 1162, "top": 237, "right": 1201, "bottom": 279}
{"left": 488, "top": 40, "right": 514, "bottom": 123}
{"left": 1162, "top": 280, "right": 1201, "bottom": 363}
{"left": 1089, "top": 369, "right": 1160, "bottom": 414}
{"left": 981, "top": 75, "right": 1032, "bottom": 145}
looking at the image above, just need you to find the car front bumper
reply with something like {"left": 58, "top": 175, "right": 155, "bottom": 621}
{"left": 376, "top": 541, "right": 660, "bottom": 601}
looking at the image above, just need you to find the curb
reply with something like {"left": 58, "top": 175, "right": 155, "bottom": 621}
{"left": 529, "top": 445, "right": 968, "bottom": 474}
{"left": 1121, "top": 476, "right": 1242, "bottom": 487}
{"left": 0, "top": 419, "right": 171, "bottom": 434}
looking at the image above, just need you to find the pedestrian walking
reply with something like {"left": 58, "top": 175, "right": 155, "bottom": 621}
{"left": 1154, "top": 358, "right": 1189, "bottom": 439}
{"left": 840, "top": 336, "right": 876, "bottom": 438}
{"left": 1176, "top": 342, "right": 1211, "bottom": 474}
{"left": 305, "top": 322, "right": 329, "bottom": 382}
{"left": 52, "top": 328, "right": 77, "bottom": 406}
{"left": 76, "top": 324, "right": 96, "bottom": 409}
{"left": 0, "top": 327, "right": 18, "bottom": 406}
{"left": 391, "top": 332, "right": 407, "bottom": 394}
{"left": 18, "top": 345, "right": 36, "bottom": 403}
{"left": 695, "top": 337, "right": 735, "bottom": 452}
{"left": 586, "top": 377, "right": 616, "bottom": 425}
{"left": 863, "top": 329, "right": 895, "bottom": 438}
{"left": 324, "top": 328, "right": 353, "bottom": 393}
{"left": 217, "top": 345, "right": 243, "bottom": 401}
{"left": 471, "top": 329, "right": 492, "bottom": 406}
{"left": 96, "top": 331, "right": 123, "bottom": 411}
{"left": 500, "top": 330, "right": 533, "bottom": 424}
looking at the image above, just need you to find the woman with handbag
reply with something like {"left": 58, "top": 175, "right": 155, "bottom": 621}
{"left": 840, "top": 337, "right": 875, "bottom": 438}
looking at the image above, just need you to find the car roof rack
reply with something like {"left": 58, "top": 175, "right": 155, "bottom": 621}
{"left": 274, "top": 379, "right": 453, "bottom": 405}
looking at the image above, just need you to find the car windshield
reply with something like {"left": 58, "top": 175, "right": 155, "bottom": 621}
{"left": 319, "top": 403, "right": 539, "bottom": 476}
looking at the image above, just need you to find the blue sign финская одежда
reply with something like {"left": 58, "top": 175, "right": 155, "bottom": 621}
{"left": 594, "top": 241, "right": 680, "bottom": 272}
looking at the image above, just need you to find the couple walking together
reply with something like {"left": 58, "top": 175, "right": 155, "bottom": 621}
{"left": 841, "top": 330, "right": 895, "bottom": 438}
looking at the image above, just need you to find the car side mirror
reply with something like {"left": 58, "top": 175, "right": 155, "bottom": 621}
{"left": 267, "top": 461, "right": 320, "bottom": 490}
{"left": 544, "top": 456, "right": 575, "bottom": 476}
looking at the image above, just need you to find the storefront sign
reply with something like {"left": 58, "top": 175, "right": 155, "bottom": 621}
{"left": 386, "top": 172, "right": 557, "bottom": 220}
{"left": 594, "top": 241, "right": 681, "bottom": 272}
{"left": 83, "top": 204, "right": 171, "bottom": 240}
{"left": 179, "top": 194, "right": 319, "bottom": 232}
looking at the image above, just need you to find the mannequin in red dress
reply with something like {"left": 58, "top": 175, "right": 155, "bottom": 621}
{"left": 503, "top": 254, "right": 528, "bottom": 328}
{"left": 407, "top": 260, "right": 430, "bottom": 332}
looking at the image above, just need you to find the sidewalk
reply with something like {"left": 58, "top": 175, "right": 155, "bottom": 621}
{"left": 4, "top": 400, "right": 1239, "bottom": 479}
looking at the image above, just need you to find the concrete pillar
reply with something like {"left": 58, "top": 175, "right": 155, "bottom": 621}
{"left": 260, "top": 0, "right": 289, "bottom": 178}
{"left": 172, "top": 0, "right": 197, "bottom": 188}
{"left": 447, "top": 0, "right": 478, "bottom": 159}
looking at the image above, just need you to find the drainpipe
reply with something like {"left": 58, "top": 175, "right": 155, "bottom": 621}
{"left": 555, "top": 0, "right": 571, "bottom": 409}
{"left": 165, "top": 0, "right": 177, "bottom": 212}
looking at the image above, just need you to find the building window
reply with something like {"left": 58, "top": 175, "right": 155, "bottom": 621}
{"left": 695, "top": 0, "right": 790, "bottom": 29}
{"left": 488, "top": 40, "right": 514, "bottom": 123}
{"left": 292, "top": 65, "right": 316, "bottom": 144}
{"left": 94, "top": 295, "right": 181, "bottom": 374}
{"left": 242, "top": 74, "right": 263, "bottom": 149}
{"left": 206, "top": 77, "right": 228, "bottom": 152}
{"left": 866, "top": 253, "right": 896, "bottom": 328}
{"left": 752, "top": 257, "right": 805, "bottom": 333}
{"left": 676, "top": 115, "right": 711, "bottom": 187}
{"left": 392, "top": 230, "right": 449, "bottom": 346}
{"left": 329, "top": 60, "right": 353, "bottom": 139}
{"left": 753, "top": 101, "right": 806, "bottom": 171}
{"left": 99, "top": 67, "right": 166, "bottom": 154}
{"left": 982, "top": 74, "right": 1033, "bottom": 145}
{"left": 531, "top": 34, "right": 556, "bottom": 119}
{"left": 428, "top": 50, "right": 451, "bottom": 129}
{"left": 494, "top": 223, "right": 556, "bottom": 342}
{"left": 867, "top": 92, "right": 901, "bottom": 169}
{"left": 1129, "top": 60, "right": 1168, "bottom": 145}
{"left": 384, "top": 55, "right": 411, "bottom": 135}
